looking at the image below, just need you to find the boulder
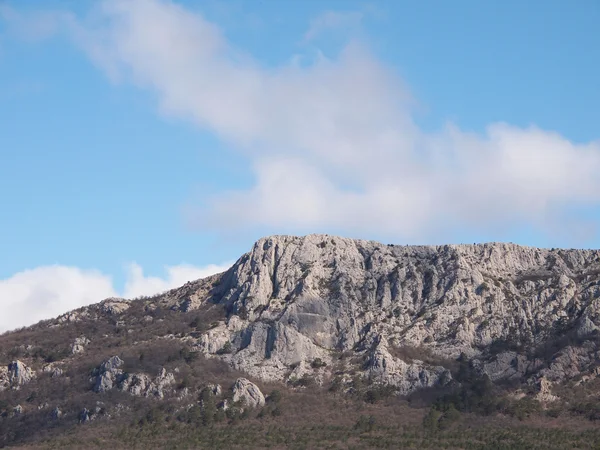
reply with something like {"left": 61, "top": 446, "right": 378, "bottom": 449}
{"left": 100, "top": 298, "right": 130, "bottom": 315}
{"left": 93, "top": 356, "right": 124, "bottom": 393}
{"left": 232, "top": 378, "right": 265, "bottom": 408}
{"left": 43, "top": 363, "right": 64, "bottom": 378}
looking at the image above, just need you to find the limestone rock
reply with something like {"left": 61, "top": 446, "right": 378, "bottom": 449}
{"left": 186, "top": 235, "right": 600, "bottom": 392}
{"left": 535, "top": 377, "right": 558, "bottom": 403}
{"left": 71, "top": 336, "right": 90, "bottom": 354}
{"left": 92, "top": 358, "right": 175, "bottom": 398}
{"left": 18, "top": 234, "right": 600, "bottom": 401}
{"left": 367, "top": 343, "right": 451, "bottom": 394}
{"left": 56, "top": 310, "right": 86, "bottom": 324}
{"left": 0, "top": 361, "right": 35, "bottom": 391}
{"left": 119, "top": 367, "right": 175, "bottom": 398}
{"left": 0, "top": 366, "right": 8, "bottom": 391}
{"left": 231, "top": 378, "right": 265, "bottom": 408}
{"left": 93, "top": 356, "right": 124, "bottom": 393}
{"left": 100, "top": 298, "right": 130, "bottom": 315}
{"left": 207, "top": 383, "right": 222, "bottom": 396}
{"left": 43, "top": 363, "right": 64, "bottom": 378}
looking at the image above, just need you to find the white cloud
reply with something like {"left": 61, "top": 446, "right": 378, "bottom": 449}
{"left": 61, "top": 0, "right": 600, "bottom": 241}
{"left": 0, "top": 261, "right": 231, "bottom": 333}
{"left": 4, "top": 0, "right": 600, "bottom": 243}
{"left": 122, "top": 262, "right": 231, "bottom": 299}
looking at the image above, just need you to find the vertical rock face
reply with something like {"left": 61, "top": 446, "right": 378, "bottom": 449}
{"left": 189, "top": 234, "right": 600, "bottom": 392}
{"left": 231, "top": 378, "right": 265, "bottom": 408}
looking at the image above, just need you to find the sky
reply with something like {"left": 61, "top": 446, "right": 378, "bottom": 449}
{"left": 0, "top": 0, "right": 599, "bottom": 332}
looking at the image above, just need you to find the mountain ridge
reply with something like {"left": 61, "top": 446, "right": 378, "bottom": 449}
{"left": 3, "top": 234, "right": 600, "bottom": 447}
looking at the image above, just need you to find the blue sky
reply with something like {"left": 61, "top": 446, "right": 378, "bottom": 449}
{"left": 0, "top": 0, "right": 599, "bottom": 330}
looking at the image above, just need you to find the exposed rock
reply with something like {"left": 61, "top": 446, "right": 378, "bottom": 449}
{"left": 187, "top": 235, "right": 600, "bottom": 392}
{"left": 231, "top": 378, "right": 265, "bottom": 408}
{"left": 121, "top": 373, "right": 150, "bottom": 396}
{"left": 367, "top": 342, "right": 452, "bottom": 394}
{"left": 56, "top": 309, "right": 89, "bottom": 324}
{"left": 119, "top": 368, "right": 175, "bottom": 399}
{"left": 93, "top": 356, "right": 124, "bottom": 393}
{"left": 79, "top": 408, "right": 93, "bottom": 423}
{"left": 7, "top": 234, "right": 600, "bottom": 414}
{"left": 0, "top": 361, "right": 35, "bottom": 391}
{"left": 51, "top": 407, "right": 62, "bottom": 420}
{"left": 71, "top": 336, "right": 90, "bottom": 354}
{"left": 99, "top": 298, "right": 130, "bottom": 315}
{"left": 535, "top": 377, "right": 558, "bottom": 403}
{"left": 159, "top": 273, "right": 224, "bottom": 312}
{"left": 207, "top": 383, "right": 222, "bottom": 396}
{"left": 91, "top": 354, "right": 176, "bottom": 399}
{"left": 43, "top": 363, "right": 64, "bottom": 378}
{"left": 177, "top": 387, "right": 190, "bottom": 400}
{"left": 0, "top": 366, "right": 8, "bottom": 391}
{"left": 480, "top": 351, "right": 531, "bottom": 381}
{"left": 219, "top": 399, "right": 229, "bottom": 410}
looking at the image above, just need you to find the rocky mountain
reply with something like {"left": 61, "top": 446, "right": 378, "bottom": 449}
{"left": 174, "top": 234, "right": 600, "bottom": 393}
{"left": 3, "top": 234, "right": 600, "bottom": 448}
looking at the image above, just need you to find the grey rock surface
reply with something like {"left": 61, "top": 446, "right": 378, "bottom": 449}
{"left": 0, "top": 361, "right": 35, "bottom": 391}
{"left": 92, "top": 356, "right": 175, "bottom": 398}
{"left": 71, "top": 336, "right": 90, "bottom": 354}
{"left": 185, "top": 235, "right": 600, "bottom": 393}
{"left": 231, "top": 378, "right": 265, "bottom": 408}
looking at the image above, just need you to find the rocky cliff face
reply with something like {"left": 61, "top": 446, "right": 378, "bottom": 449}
{"left": 173, "top": 235, "right": 598, "bottom": 395}
{"left": 3, "top": 234, "right": 600, "bottom": 423}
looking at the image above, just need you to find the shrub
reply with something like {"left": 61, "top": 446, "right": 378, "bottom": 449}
{"left": 354, "top": 415, "right": 376, "bottom": 433}
{"left": 216, "top": 341, "right": 232, "bottom": 355}
{"left": 422, "top": 408, "right": 442, "bottom": 430}
{"left": 267, "top": 390, "right": 282, "bottom": 404}
{"left": 311, "top": 358, "right": 327, "bottom": 369}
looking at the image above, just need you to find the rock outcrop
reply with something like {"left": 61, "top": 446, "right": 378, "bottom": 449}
{"left": 120, "top": 368, "right": 176, "bottom": 399}
{"left": 93, "top": 356, "right": 125, "bottom": 393}
{"left": 92, "top": 356, "right": 175, "bottom": 399}
{"left": 0, "top": 361, "right": 35, "bottom": 391}
{"left": 231, "top": 378, "right": 265, "bottom": 408}
{"left": 71, "top": 336, "right": 90, "bottom": 354}
{"left": 99, "top": 299, "right": 130, "bottom": 315}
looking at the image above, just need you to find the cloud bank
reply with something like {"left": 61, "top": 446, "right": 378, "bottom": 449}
{"left": 54, "top": 0, "right": 597, "bottom": 241}
{"left": 0, "top": 262, "right": 231, "bottom": 333}
{"left": 3, "top": 0, "right": 600, "bottom": 242}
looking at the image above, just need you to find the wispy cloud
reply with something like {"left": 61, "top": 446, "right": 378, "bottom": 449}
{"left": 4, "top": 0, "right": 600, "bottom": 243}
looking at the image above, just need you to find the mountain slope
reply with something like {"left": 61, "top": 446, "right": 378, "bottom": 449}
{"left": 3, "top": 234, "right": 600, "bottom": 447}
